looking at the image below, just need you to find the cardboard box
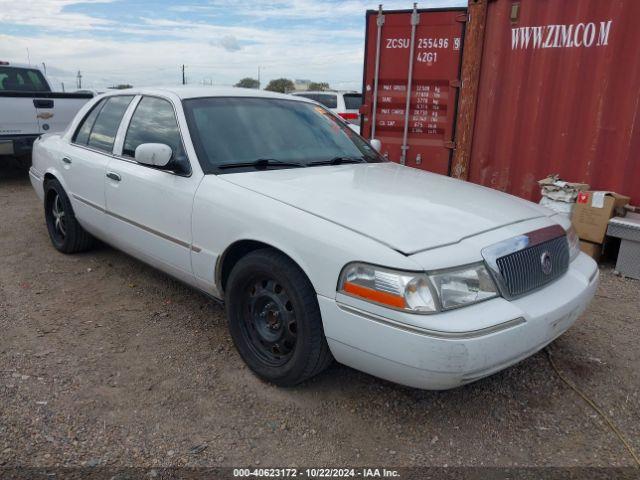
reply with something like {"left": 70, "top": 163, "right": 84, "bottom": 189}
{"left": 572, "top": 191, "right": 630, "bottom": 244}
{"left": 579, "top": 240, "right": 602, "bottom": 262}
{"left": 538, "top": 175, "right": 589, "bottom": 202}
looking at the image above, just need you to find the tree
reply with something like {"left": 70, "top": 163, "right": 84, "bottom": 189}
{"left": 308, "top": 82, "right": 330, "bottom": 91}
{"left": 235, "top": 77, "right": 260, "bottom": 89}
{"left": 265, "top": 78, "right": 295, "bottom": 93}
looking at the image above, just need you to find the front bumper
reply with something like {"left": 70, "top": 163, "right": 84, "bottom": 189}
{"left": 319, "top": 252, "right": 599, "bottom": 390}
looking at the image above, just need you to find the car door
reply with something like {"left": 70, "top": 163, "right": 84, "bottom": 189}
{"left": 63, "top": 95, "right": 134, "bottom": 235}
{"left": 103, "top": 95, "right": 201, "bottom": 282}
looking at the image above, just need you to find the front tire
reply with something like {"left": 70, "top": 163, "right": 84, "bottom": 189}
{"left": 44, "top": 179, "right": 94, "bottom": 253}
{"left": 225, "top": 249, "right": 333, "bottom": 386}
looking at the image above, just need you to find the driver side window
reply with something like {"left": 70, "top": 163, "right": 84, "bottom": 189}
{"left": 123, "top": 96, "right": 188, "bottom": 172}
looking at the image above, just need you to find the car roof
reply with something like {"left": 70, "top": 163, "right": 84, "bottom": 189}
{"left": 292, "top": 90, "right": 359, "bottom": 95}
{"left": 99, "top": 86, "right": 313, "bottom": 102}
{"left": 0, "top": 62, "right": 41, "bottom": 70}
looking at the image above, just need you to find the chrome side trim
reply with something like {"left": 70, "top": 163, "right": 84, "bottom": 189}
{"left": 107, "top": 210, "right": 192, "bottom": 249}
{"left": 336, "top": 302, "right": 525, "bottom": 339}
{"left": 72, "top": 193, "right": 193, "bottom": 250}
{"left": 72, "top": 193, "right": 104, "bottom": 212}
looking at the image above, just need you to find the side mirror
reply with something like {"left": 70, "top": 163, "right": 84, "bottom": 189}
{"left": 134, "top": 143, "right": 173, "bottom": 168}
{"left": 370, "top": 138, "right": 382, "bottom": 153}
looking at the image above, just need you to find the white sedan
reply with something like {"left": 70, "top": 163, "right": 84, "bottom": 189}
{"left": 29, "top": 87, "right": 598, "bottom": 389}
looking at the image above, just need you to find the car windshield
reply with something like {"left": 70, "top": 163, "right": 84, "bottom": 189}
{"left": 182, "top": 97, "right": 384, "bottom": 173}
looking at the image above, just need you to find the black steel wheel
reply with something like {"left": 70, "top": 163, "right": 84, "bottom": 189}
{"left": 226, "top": 249, "right": 333, "bottom": 386}
{"left": 44, "top": 179, "right": 94, "bottom": 254}
{"left": 241, "top": 278, "right": 298, "bottom": 366}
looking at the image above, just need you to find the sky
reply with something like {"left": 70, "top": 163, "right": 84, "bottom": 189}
{"left": 0, "top": 0, "right": 465, "bottom": 92}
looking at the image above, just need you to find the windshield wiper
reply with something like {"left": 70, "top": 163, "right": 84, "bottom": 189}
{"left": 308, "top": 156, "right": 367, "bottom": 166}
{"left": 218, "top": 158, "right": 306, "bottom": 170}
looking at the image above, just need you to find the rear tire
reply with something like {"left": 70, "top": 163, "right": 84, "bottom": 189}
{"left": 44, "top": 179, "right": 94, "bottom": 253}
{"left": 225, "top": 249, "right": 333, "bottom": 386}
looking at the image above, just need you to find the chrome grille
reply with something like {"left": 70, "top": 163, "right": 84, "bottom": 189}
{"left": 496, "top": 235, "right": 569, "bottom": 297}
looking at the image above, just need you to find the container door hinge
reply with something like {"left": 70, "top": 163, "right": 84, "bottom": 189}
{"left": 444, "top": 141, "right": 456, "bottom": 149}
{"left": 449, "top": 79, "right": 461, "bottom": 88}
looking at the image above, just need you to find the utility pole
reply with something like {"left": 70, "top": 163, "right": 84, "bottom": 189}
{"left": 257, "top": 66, "right": 261, "bottom": 89}
{"left": 76, "top": 70, "right": 82, "bottom": 89}
{"left": 42, "top": 62, "right": 47, "bottom": 75}
{"left": 182, "top": 64, "right": 186, "bottom": 85}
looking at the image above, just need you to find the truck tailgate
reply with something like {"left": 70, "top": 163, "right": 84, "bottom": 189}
{"left": 0, "top": 97, "right": 39, "bottom": 136}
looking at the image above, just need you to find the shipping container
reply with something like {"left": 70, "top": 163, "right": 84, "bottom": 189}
{"left": 362, "top": 1, "right": 640, "bottom": 204}
{"left": 460, "top": 0, "right": 640, "bottom": 204}
{"left": 360, "top": 5, "right": 466, "bottom": 175}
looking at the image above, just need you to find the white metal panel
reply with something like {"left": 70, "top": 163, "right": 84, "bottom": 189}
{"left": 0, "top": 97, "right": 38, "bottom": 135}
{"left": 218, "top": 162, "right": 554, "bottom": 255}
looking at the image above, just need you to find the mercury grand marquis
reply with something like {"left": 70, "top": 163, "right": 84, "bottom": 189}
{"left": 29, "top": 87, "right": 598, "bottom": 389}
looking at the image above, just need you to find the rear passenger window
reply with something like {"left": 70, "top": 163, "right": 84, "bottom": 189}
{"left": 123, "top": 96, "right": 187, "bottom": 164}
{"left": 314, "top": 94, "right": 337, "bottom": 109}
{"left": 73, "top": 99, "right": 106, "bottom": 145}
{"left": 86, "top": 96, "right": 133, "bottom": 152}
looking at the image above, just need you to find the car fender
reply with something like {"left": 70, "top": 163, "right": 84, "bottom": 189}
{"left": 191, "top": 175, "right": 422, "bottom": 299}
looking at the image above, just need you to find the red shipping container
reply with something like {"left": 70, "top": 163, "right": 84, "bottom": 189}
{"left": 360, "top": 6, "right": 466, "bottom": 175}
{"left": 361, "top": 1, "right": 639, "bottom": 205}
{"left": 464, "top": 0, "right": 640, "bottom": 204}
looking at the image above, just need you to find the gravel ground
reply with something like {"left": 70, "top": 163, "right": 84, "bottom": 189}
{"left": 1, "top": 160, "right": 639, "bottom": 469}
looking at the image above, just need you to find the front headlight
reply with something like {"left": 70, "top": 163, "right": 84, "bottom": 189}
{"left": 338, "top": 263, "right": 437, "bottom": 313}
{"left": 338, "top": 262, "right": 498, "bottom": 313}
{"left": 566, "top": 225, "right": 580, "bottom": 261}
{"left": 429, "top": 263, "right": 498, "bottom": 310}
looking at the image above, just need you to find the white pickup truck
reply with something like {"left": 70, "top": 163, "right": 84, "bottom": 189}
{"left": 0, "top": 61, "right": 93, "bottom": 160}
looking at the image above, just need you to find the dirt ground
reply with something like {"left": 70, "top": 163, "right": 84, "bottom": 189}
{"left": 1, "top": 160, "right": 639, "bottom": 469}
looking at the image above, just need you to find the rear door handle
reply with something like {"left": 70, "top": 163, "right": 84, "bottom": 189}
{"left": 62, "top": 157, "right": 72, "bottom": 164}
{"left": 106, "top": 172, "right": 121, "bottom": 182}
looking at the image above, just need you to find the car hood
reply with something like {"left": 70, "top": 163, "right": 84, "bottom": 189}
{"left": 220, "top": 162, "right": 551, "bottom": 255}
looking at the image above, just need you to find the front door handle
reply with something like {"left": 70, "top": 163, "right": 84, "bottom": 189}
{"left": 106, "top": 172, "right": 121, "bottom": 182}
{"left": 62, "top": 157, "right": 72, "bottom": 164}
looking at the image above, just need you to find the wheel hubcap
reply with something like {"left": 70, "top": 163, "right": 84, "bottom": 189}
{"left": 51, "top": 194, "right": 66, "bottom": 238}
{"left": 242, "top": 278, "right": 297, "bottom": 365}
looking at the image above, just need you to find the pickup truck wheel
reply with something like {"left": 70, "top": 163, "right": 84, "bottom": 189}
{"left": 44, "top": 179, "right": 94, "bottom": 253}
{"left": 226, "top": 249, "right": 333, "bottom": 386}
